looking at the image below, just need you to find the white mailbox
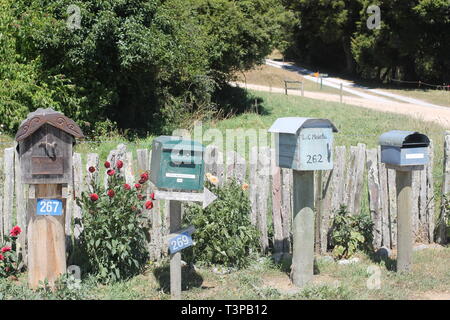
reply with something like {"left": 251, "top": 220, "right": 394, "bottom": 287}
{"left": 269, "top": 117, "right": 338, "bottom": 171}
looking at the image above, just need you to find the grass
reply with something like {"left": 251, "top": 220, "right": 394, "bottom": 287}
{"left": 374, "top": 87, "right": 450, "bottom": 107}
{"left": 2, "top": 247, "right": 449, "bottom": 300}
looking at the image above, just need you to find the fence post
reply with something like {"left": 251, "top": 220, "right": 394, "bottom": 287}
{"left": 2, "top": 148, "right": 14, "bottom": 236}
{"left": 438, "top": 133, "right": 450, "bottom": 244}
{"left": 291, "top": 170, "right": 315, "bottom": 287}
{"left": 396, "top": 170, "right": 413, "bottom": 272}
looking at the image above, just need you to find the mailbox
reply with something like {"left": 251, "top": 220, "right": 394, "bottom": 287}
{"left": 379, "top": 130, "right": 430, "bottom": 167}
{"left": 268, "top": 117, "right": 338, "bottom": 171}
{"left": 150, "top": 136, "right": 205, "bottom": 191}
{"left": 15, "top": 108, "right": 84, "bottom": 185}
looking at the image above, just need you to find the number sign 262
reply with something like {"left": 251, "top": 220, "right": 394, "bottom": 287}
{"left": 37, "top": 199, "right": 63, "bottom": 216}
{"left": 169, "top": 233, "right": 193, "bottom": 254}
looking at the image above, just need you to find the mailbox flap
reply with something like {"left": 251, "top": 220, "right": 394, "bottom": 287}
{"left": 268, "top": 117, "right": 338, "bottom": 135}
{"left": 379, "top": 130, "right": 430, "bottom": 148}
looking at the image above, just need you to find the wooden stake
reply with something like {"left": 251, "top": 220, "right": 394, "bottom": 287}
{"left": 27, "top": 184, "right": 66, "bottom": 289}
{"left": 291, "top": 170, "right": 315, "bottom": 287}
{"left": 169, "top": 200, "right": 182, "bottom": 300}
{"left": 396, "top": 170, "right": 413, "bottom": 272}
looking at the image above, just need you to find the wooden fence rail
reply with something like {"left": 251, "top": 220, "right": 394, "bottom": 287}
{"left": 0, "top": 136, "right": 446, "bottom": 266}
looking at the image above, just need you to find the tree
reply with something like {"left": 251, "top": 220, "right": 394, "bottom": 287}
{"left": 1, "top": 0, "right": 287, "bottom": 134}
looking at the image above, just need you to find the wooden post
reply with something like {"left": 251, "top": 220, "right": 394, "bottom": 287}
{"left": 438, "top": 133, "right": 450, "bottom": 244}
{"left": 291, "top": 170, "right": 315, "bottom": 287}
{"left": 340, "top": 83, "right": 343, "bottom": 104}
{"left": 169, "top": 200, "right": 182, "bottom": 300}
{"left": 396, "top": 170, "right": 413, "bottom": 272}
{"left": 285, "top": 81, "right": 288, "bottom": 95}
{"left": 28, "top": 184, "right": 67, "bottom": 289}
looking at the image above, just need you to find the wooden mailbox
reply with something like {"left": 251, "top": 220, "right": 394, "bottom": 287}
{"left": 15, "top": 108, "right": 83, "bottom": 289}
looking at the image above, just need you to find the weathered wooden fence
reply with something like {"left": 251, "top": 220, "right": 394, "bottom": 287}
{"left": 0, "top": 135, "right": 446, "bottom": 265}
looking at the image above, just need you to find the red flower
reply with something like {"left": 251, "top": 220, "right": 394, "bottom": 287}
{"left": 140, "top": 172, "right": 149, "bottom": 181}
{"left": 150, "top": 192, "right": 155, "bottom": 200}
{"left": 1, "top": 246, "right": 11, "bottom": 253}
{"left": 145, "top": 201, "right": 154, "bottom": 210}
{"left": 104, "top": 161, "right": 111, "bottom": 168}
{"left": 9, "top": 226, "right": 21, "bottom": 237}
{"left": 135, "top": 183, "right": 141, "bottom": 189}
{"left": 107, "top": 169, "right": 115, "bottom": 176}
{"left": 137, "top": 194, "right": 145, "bottom": 200}
{"left": 0, "top": 254, "right": 3, "bottom": 261}
{"left": 116, "top": 160, "right": 124, "bottom": 169}
{"left": 123, "top": 184, "right": 131, "bottom": 190}
{"left": 107, "top": 190, "right": 115, "bottom": 198}
{"left": 88, "top": 166, "right": 96, "bottom": 173}
{"left": 90, "top": 193, "right": 99, "bottom": 202}
{"left": 138, "top": 178, "right": 146, "bottom": 184}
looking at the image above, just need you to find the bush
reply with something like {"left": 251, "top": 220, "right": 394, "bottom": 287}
{"left": 76, "top": 161, "right": 152, "bottom": 283}
{"left": 330, "top": 205, "right": 373, "bottom": 259}
{"left": 0, "top": 225, "right": 22, "bottom": 278}
{"left": 183, "top": 178, "right": 260, "bottom": 269}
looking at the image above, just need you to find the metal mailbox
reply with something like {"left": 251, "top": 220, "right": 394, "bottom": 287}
{"left": 268, "top": 117, "right": 338, "bottom": 171}
{"left": 379, "top": 130, "right": 430, "bottom": 167}
{"left": 150, "top": 136, "right": 205, "bottom": 191}
{"left": 15, "top": 108, "right": 84, "bottom": 184}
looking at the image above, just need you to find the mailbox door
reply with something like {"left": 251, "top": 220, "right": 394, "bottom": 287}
{"left": 20, "top": 124, "right": 73, "bottom": 184}
{"left": 400, "top": 147, "right": 429, "bottom": 166}
{"left": 297, "top": 127, "right": 333, "bottom": 171}
{"left": 158, "top": 150, "right": 204, "bottom": 191}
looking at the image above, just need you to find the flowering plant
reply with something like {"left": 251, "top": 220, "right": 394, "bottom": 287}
{"left": 0, "top": 225, "right": 22, "bottom": 278}
{"left": 76, "top": 160, "right": 152, "bottom": 283}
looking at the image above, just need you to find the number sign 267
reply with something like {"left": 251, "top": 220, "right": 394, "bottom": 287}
{"left": 37, "top": 199, "right": 63, "bottom": 216}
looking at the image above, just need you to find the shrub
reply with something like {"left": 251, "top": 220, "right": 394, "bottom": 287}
{"left": 330, "top": 205, "right": 373, "bottom": 259}
{"left": 76, "top": 161, "right": 152, "bottom": 283}
{"left": 0, "top": 225, "right": 22, "bottom": 278}
{"left": 183, "top": 178, "right": 259, "bottom": 269}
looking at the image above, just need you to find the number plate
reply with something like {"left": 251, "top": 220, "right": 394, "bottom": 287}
{"left": 36, "top": 199, "right": 63, "bottom": 216}
{"left": 169, "top": 232, "right": 193, "bottom": 254}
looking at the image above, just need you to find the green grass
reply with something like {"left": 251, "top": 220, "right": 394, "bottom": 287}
{"left": 377, "top": 87, "right": 450, "bottom": 107}
{"left": 2, "top": 247, "right": 449, "bottom": 300}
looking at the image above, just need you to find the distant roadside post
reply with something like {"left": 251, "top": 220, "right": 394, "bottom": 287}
{"left": 269, "top": 118, "right": 338, "bottom": 287}
{"left": 379, "top": 130, "right": 430, "bottom": 272}
{"left": 150, "top": 136, "right": 217, "bottom": 299}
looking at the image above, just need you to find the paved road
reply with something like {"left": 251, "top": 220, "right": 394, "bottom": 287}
{"left": 265, "top": 59, "right": 448, "bottom": 109}
{"left": 231, "top": 82, "right": 450, "bottom": 128}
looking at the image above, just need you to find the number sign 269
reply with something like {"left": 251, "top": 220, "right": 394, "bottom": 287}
{"left": 37, "top": 199, "right": 63, "bottom": 216}
{"left": 169, "top": 233, "right": 193, "bottom": 254}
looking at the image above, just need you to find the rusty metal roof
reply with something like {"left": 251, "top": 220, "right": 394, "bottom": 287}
{"left": 15, "top": 108, "right": 84, "bottom": 142}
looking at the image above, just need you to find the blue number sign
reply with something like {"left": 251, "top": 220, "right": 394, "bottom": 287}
{"left": 37, "top": 199, "right": 63, "bottom": 216}
{"left": 169, "top": 232, "right": 193, "bottom": 254}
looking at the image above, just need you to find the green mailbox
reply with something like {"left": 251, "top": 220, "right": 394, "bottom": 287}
{"left": 150, "top": 136, "right": 205, "bottom": 191}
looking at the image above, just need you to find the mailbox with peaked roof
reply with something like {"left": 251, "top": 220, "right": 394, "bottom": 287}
{"left": 379, "top": 130, "right": 430, "bottom": 167}
{"left": 15, "top": 108, "right": 84, "bottom": 184}
{"left": 268, "top": 117, "right": 338, "bottom": 171}
{"left": 150, "top": 136, "right": 205, "bottom": 191}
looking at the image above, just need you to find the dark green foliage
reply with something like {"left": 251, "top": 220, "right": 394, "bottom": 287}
{"left": 330, "top": 205, "right": 374, "bottom": 259}
{"left": 0, "top": 0, "right": 287, "bottom": 135}
{"left": 183, "top": 180, "right": 260, "bottom": 269}
{"left": 283, "top": 0, "right": 450, "bottom": 83}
